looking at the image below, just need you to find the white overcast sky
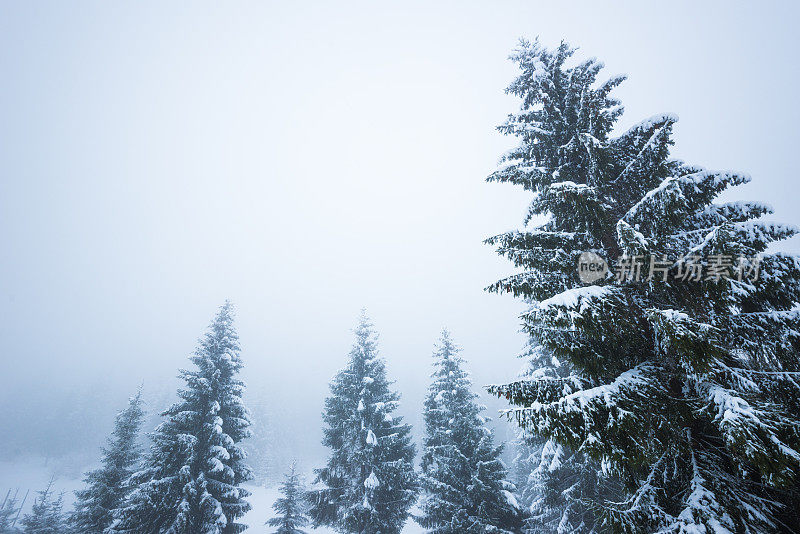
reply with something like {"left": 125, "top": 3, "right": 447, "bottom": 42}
{"left": 1, "top": 1, "right": 798, "bottom": 450}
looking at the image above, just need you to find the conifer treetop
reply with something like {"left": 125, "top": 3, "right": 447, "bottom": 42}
{"left": 309, "top": 311, "right": 417, "bottom": 534}
{"left": 268, "top": 461, "right": 309, "bottom": 534}
{"left": 418, "top": 330, "right": 524, "bottom": 533}
{"left": 111, "top": 301, "right": 252, "bottom": 534}
{"left": 71, "top": 387, "right": 146, "bottom": 534}
{"left": 487, "top": 39, "right": 800, "bottom": 533}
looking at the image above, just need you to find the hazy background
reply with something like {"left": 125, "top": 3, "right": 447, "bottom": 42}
{"left": 1, "top": 0, "right": 799, "bottom": 481}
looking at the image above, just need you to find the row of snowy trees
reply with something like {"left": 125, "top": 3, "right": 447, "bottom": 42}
{"left": 307, "top": 312, "right": 526, "bottom": 533}
{"left": 3, "top": 307, "right": 528, "bottom": 534}
{"left": 1, "top": 302, "right": 253, "bottom": 534}
{"left": 486, "top": 39, "right": 800, "bottom": 533}
{"left": 261, "top": 314, "right": 529, "bottom": 534}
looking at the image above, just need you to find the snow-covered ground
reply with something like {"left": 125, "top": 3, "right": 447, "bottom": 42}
{"left": 0, "top": 458, "right": 424, "bottom": 533}
{"left": 244, "top": 484, "right": 424, "bottom": 533}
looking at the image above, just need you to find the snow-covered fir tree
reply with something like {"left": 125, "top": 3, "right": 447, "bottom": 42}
{"left": 70, "top": 388, "right": 145, "bottom": 533}
{"left": 20, "top": 478, "right": 69, "bottom": 534}
{"left": 514, "top": 433, "right": 616, "bottom": 534}
{"left": 0, "top": 489, "right": 22, "bottom": 532}
{"left": 309, "top": 312, "right": 417, "bottom": 534}
{"left": 510, "top": 433, "right": 539, "bottom": 515}
{"left": 417, "top": 330, "right": 524, "bottom": 533}
{"left": 507, "top": 344, "right": 552, "bottom": 526}
{"left": 111, "top": 301, "right": 252, "bottom": 534}
{"left": 486, "top": 39, "right": 800, "bottom": 532}
{"left": 267, "top": 462, "right": 309, "bottom": 534}
{"left": 510, "top": 341, "right": 616, "bottom": 534}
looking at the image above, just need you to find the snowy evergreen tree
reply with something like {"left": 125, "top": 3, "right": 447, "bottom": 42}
{"left": 417, "top": 330, "right": 524, "bottom": 533}
{"left": 510, "top": 434, "right": 539, "bottom": 515}
{"left": 0, "top": 489, "right": 22, "bottom": 532}
{"left": 515, "top": 435, "right": 616, "bottom": 534}
{"left": 507, "top": 343, "right": 552, "bottom": 525}
{"left": 267, "top": 462, "right": 309, "bottom": 534}
{"left": 309, "top": 312, "right": 417, "bottom": 534}
{"left": 20, "top": 478, "right": 69, "bottom": 534}
{"left": 510, "top": 342, "right": 614, "bottom": 534}
{"left": 70, "top": 388, "right": 145, "bottom": 533}
{"left": 486, "top": 39, "right": 800, "bottom": 532}
{"left": 111, "top": 301, "right": 252, "bottom": 534}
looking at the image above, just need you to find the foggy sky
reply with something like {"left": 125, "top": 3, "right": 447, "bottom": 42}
{"left": 1, "top": 1, "right": 799, "bottom": 464}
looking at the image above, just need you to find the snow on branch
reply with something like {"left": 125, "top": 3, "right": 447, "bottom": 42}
{"left": 499, "top": 363, "right": 662, "bottom": 464}
{"left": 623, "top": 170, "right": 751, "bottom": 234}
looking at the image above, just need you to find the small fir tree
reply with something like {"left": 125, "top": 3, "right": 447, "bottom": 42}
{"left": 417, "top": 330, "right": 525, "bottom": 533}
{"left": 510, "top": 342, "right": 615, "bottom": 534}
{"left": 20, "top": 478, "right": 69, "bottom": 534}
{"left": 308, "top": 312, "right": 417, "bottom": 534}
{"left": 0, "top": 489, "right": 21, "bottom": 532}
{"left": 267, "top": 462, "right": 309, "bottom": 534}
{"left": 70, "top": 388, "right": 145, "bottom": 533}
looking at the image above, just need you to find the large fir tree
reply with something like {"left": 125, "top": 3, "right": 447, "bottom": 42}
{"left": 417, "top": 330, "right": 524, "bottom": 533}
{"left": 267, "top": 462, "right": 309, "bottom": 534}
{"left": 308, "top": 312, "right": 417, "bottom": 534}
{"left": 70, "top": 388, "right": 145, "bottom": 533}
{"left": 112, "top": 301, "right": 252, "bottom": 533}
{"left": 486, "top": 39, "right": 800, "bottom": 532}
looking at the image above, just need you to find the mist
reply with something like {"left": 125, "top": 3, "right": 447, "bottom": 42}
{"left": 1, "top": 1, "right": 799, "bottom": 531}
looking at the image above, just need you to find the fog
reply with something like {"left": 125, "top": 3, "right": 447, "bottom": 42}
{"left": 1, "top": 0, "right": 799, "bottom": 484}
